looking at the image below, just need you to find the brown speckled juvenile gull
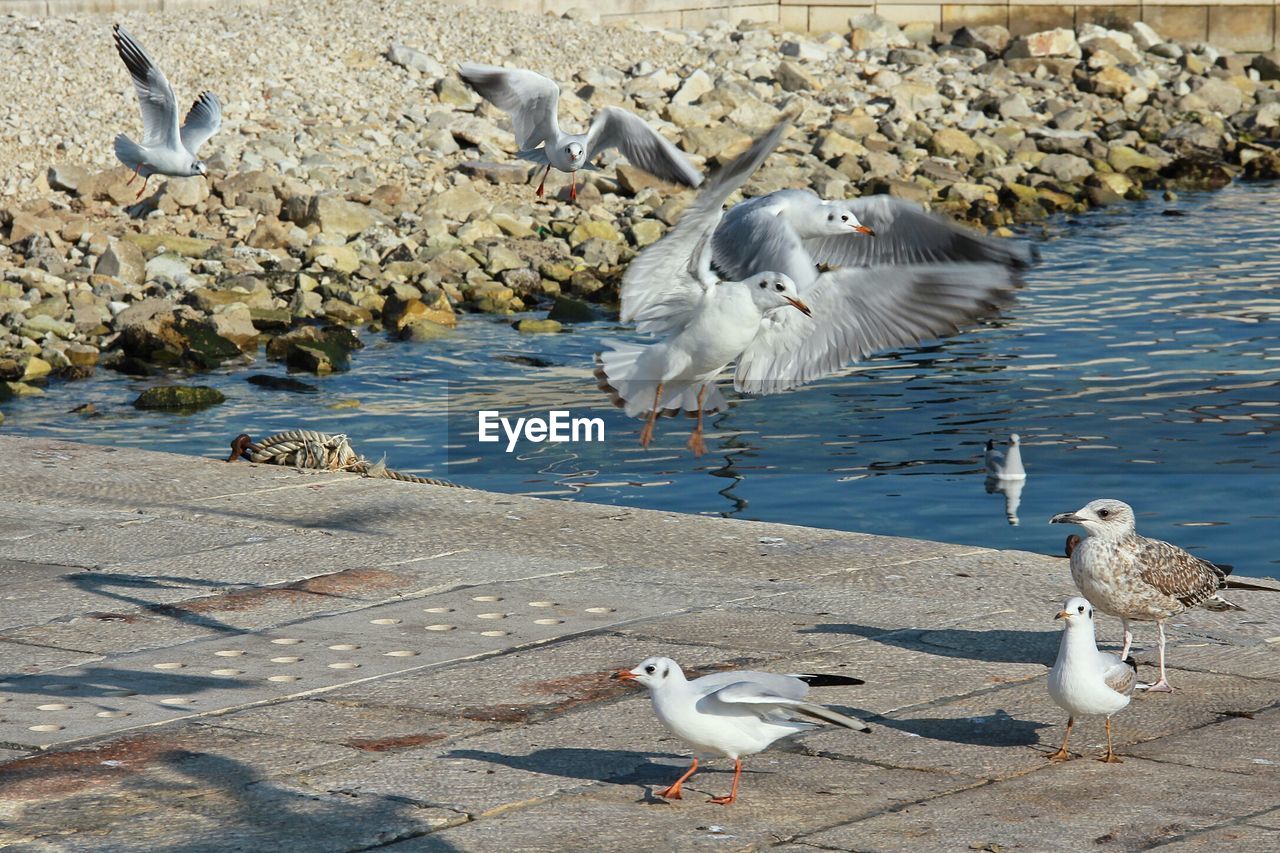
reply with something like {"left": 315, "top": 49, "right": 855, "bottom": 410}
{"left": 1050, "top": 498, "right": 1242, "bottom": 693}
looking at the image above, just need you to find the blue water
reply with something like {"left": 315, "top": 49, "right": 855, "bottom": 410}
{"left": 4, "top": 183, "right": 1279, "bottom": 578}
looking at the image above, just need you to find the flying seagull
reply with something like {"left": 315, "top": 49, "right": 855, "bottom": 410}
{"left": 1046, "top": 596, "right": 1136, "bottom": 763}
{"left": 614, "top": 656, "right": 867, "bottom": 805}
{"left": 1049, "top": 498, "right": 1265, "bottom": 692}
{"left": 712, "top": 189, "right": 1034, "bottom": 290}
{"left": 457, "top": 63, "right": 701, "bottom": 202}
{"left": 112, "top": 24, "right": 222, "bottom": 200}
{"left": 595, "top": 119, "right": 810, "bottom": 454}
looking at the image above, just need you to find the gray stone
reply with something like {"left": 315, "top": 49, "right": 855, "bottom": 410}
{"left": 386, "top": 43, "right": 445, "bottom": 76}
{"left": 94, "top": 240, "right": 145, "bottom": 286}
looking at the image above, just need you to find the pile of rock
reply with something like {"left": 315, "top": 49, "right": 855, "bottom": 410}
{"left": 2, "top": 6, "right": 1278, "bottom": 396}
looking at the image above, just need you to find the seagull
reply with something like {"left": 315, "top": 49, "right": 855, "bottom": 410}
{"left": 457, "top": 63, "right": 701, "bottom": 203}
{"left": 985, "top": 474, "right": 1024, "bottom": 526}
{"left": 112, "top": 24, "right": 222, "bottom": 200}
{"left": 1050, "top": 498, "right": 1251, "bottom": 692}
{"left": 985, "top": 433, "right": 1026, "bottom": 480}
{"left": 614, "top": 657, "right": 868, "bottom": 805}
{"left": 1046, "top": 596, "right": 1136, "bottom": 763}
{"left": 712, "top": 189, "right": 1034, "bottom": 290}
{"left": 595, "top": 119, "right": 811, "bottom": 454}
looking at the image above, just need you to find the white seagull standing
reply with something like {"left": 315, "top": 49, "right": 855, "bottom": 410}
{"left": 615, "top": 656, "right": 868, "bottom": 805}
{"left": 112, "top": 24, "right": 222, "bottom": 200}
{"left": 1050, "top": 499, "right": 1253, "bottom": 692}
{"left": 595, "top": 119, "right": 812, "bottom": 454}
{"left": 1046, "top": 596, "right": 1137, "bottom": 763}
{"left": 985, "top": 433, "right": 1026, "bottom": 480}
{"left": 457, "top": 63, "right": 702, "bottom": 202}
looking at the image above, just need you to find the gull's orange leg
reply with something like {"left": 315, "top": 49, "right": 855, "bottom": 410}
{"left": 126, "top": 164, "right": 142, "bottom": 185}
{"left": 535, "top": 164, "right": 551, "bottom": 198}
{"left": 569, "top": 171, "right": 578, "bottom": 202}
{"left": 1047, "top": 716, "right": 1073, "bottom": 761}
{"left": 638, "top": 382, "right": 664, "bottom": 449}
{"left": 687, "top": 385, "right": 708, "bottom": 456}
{"left": 134, "top": 175, "right": 150, "bottom": 200}
{"left": 656, "top": 758, "right": 698, "bottom": 800}
{"left": 1099, "top": 717, "right": 1122, "bottom": 764}
{"left": 708, "top": 759, "right": 742, "bottom": 805}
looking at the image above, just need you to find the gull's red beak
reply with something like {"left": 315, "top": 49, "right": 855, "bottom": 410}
{"left": 1055, "top": 611, "right": 1071, "bottom": 621}
{"left": 853, "top": 225, "right": 875, "bottom": 236}
{"left": 786, "top": 297, "right": 812, "bottom": 317}
{"left": 613, "top": 669, "right": 638, "bottom": 681}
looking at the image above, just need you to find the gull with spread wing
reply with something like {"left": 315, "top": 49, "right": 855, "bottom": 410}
{"left": 615, "top": 656, "right": 868, "bottom": 805}
{"left": 457, "top": 63, "right": 701, "bottom": 202}
{"left": 112, "top": 24, "right": 222, "bottom": 200}
{"left": 594, "top": 119, "right": 809, "bottom": 454}
{"left": 713, "top": 190, "right": 1033, "bottom": 288}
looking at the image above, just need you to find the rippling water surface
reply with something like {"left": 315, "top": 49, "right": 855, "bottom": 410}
{"left": 6, "top": 183, "right": 1279, "bottom": 578}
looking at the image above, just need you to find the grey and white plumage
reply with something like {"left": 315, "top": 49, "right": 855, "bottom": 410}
{"left": 1050, "top": 498, "right": 1244, "bottom": 692}
{"left": 1046, "top": 596, "right": 1136, "bottom": 763}
{"left": 457, "top": 63, "right": 701, "bottom": 199}
{"left": 112, "top": 24, "right": 221, "bottom": 195}
{"left": 595, "top": 119, "right": 813, "bottom": 455}
{"left": 692, "top": 188, "right": 1025, "bottom": 395}
{"left": 615, "top": 656, "right": 868, "bottom": 804}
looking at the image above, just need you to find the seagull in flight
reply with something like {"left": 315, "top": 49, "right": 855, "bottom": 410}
{"left": 112, "top": 24, "right": 222, "bottom": 200}
{"left": 1046, "top": 596, "right": 1137, "bottom": 763}
{"left": 615, "top": 656, "right": 868, "bottom": 805}
{"left": 595, "top": 119, "right": 810, "bottom": 454}
{"left": 458, "top": 63, "right": 701, "bottom": 202}
{"left": 1050, "top": 499, "right": 1263, "bottom": 692}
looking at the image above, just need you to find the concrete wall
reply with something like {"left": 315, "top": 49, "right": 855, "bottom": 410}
{"left": 1, "top": 0, "right": 1275, "bottom": 50}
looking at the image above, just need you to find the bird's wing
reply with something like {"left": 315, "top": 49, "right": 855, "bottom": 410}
{"left": 709, "top": 681, "right": 869, "bottom": 731}
{"left": 1133, "top": 537, "right": 1228, "bottom": 608}
{"left": 1101, "top": 653, "right": 1137, "bottom": 696}
{"left": 734, "top": 262, "right": 1020, "bottom": 395}
{"left": 712, "top": 197, "right": 820, "bottom": 284}
{"left": 113, "top": 24, "right": 180, "bottom": 149}
{"left": 585, "top": 106, "right": 701, "bottom": 188}
{"left": 621, "top": 118, "right": 790, "bottom": 337}
{"left": 691, "top": 670, "right": 809, "bottom": 700}
{"left": 804, "top": 195, "right": 1035, "bottom": 270}
{"left": 180, "top": 91, "right": 222, "bottom": 156}
{"left": 457, "top": 63, "right": 560, "bottom": 150}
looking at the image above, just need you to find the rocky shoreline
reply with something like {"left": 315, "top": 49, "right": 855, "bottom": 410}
{"left": 2, "top": 4, "right": 1280, "bottom": 403}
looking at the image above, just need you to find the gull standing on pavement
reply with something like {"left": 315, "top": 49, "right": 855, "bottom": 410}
{"left": 112, "top": 24, "right": 222, "bottom": 200}
{"left": 457, "top": 63, "right": 701, "bottom": 202}
{"left": 615, "top": 657, "right": 868, "bottom": 805}
{"left": 1046, "top": 597, "right": 1137, "bottom": 763}
{"left": 1050, "top": 499, "right": 1253, "bottom": 692}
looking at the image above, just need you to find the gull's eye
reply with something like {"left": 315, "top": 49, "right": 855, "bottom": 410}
{"left": 1077, "top": 605, "right": 1085, "bottom": 613}
{"left": 840, "top": 214, "right": 849, "bottom": 222}
{"left": 644, "top": 664, "right": 656, "bottom": 674}
{"left": 775, "top": 283, "right": 784, "bottom": 291}
{"left": 1097, "top": 508, "right": 1111, "bottom": 519}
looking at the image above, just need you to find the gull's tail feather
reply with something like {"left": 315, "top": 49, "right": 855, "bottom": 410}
{"left": 793, "top": 702, "right": 871, "bottom": 732}
{"left": 795, "top": 674, "right": 866, "bottom": 687}
{"left": 114, "top": 134, "right": 146, "bottom": 174}
{"left": 1204, "top": 594, "right": 1245, "bottom": 612}
{"left": 594, "top": 345, "right": 726, "bottom": 419}
{"left": 1222, "top": 578, "right": 1280, "bottom": 593}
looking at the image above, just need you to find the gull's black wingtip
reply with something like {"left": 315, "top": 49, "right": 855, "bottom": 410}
{"left": 797, "top": 674, "right": 865, "bottom": 687}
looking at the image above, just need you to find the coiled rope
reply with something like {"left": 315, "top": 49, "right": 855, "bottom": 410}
{"left": 226, "top": 430, "right": 465, "bottom": 488}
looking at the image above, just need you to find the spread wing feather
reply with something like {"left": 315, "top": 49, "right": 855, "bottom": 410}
{"left": 620, "top": 118, "right": 790, "bottom": 338}
{"left": 113, "top": 24, "right": 180, "bottom": 150}
{"left": 586, "top": 107, "right": 701, "bottom": 188}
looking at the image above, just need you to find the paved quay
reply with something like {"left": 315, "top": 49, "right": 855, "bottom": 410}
{"left": 0, "top": 434, "right": 1277, "bottom": 851}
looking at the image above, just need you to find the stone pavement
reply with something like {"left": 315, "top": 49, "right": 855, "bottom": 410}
{"left": 0, "top": 434, "right": 1277, "bottom": 851}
